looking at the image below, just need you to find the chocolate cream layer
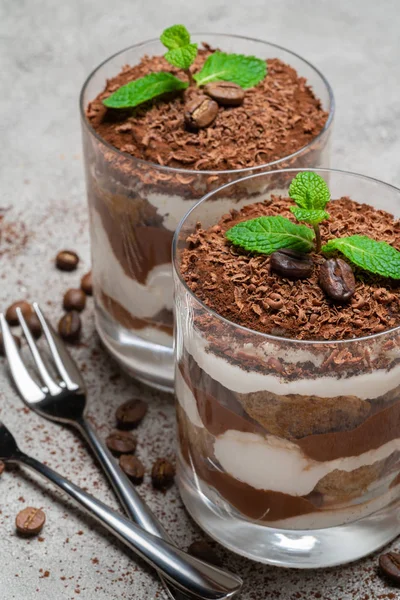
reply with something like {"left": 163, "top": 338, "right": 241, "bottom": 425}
{"left": 177, "top": 349, "right": 400, "bottom": 522}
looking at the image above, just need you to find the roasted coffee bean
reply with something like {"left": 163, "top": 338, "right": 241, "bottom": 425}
{"left": 56, "top": 250, "right": 79, "bottom": 271}
{"left": 319, "top": 258, "right": 355, "bottom": 302}
{"left": 270, "top": 249, "right": 314, "bottom": 280}
{"left": 116, "top": 398, "right": 148, "bottom": 430}
{"left": 16, "top": 507, "right": 46, "bottom": 536}
{"left": 106, "top": 431, "right": 137, "bottom": 455}
{"left": 151, "top": 458, "right": 175, "bottom": 490}
{"left": 188, "top": 540, "right": 223, "bottom": 567}
{"left": 63, "top": 288, "right": 86, "bottom": 312}
{"left": 58, "top": 311, "right": 81, "bottom": 343}
{"left": 204, "top": 81, "right": 245, "bottom": 107}
{"left": 184, "top": 96, "right": 218, "bottom": 130}
{"left": 80, "top": 271, "right": 93, "bottom": 296}
{"left": 119, "top": 454, "right": 145, "bottom": 484}
{"left": 5, "top": 300, "right": 33, "bottom": 326}
{"left": 0, "top": 332, "right": 21, "bottom": 356}
{"left": 25, "top": 312, "right": 42, "bottom": 339}
{"left": 379, "top": 552, "right": 400, "bottom": 583}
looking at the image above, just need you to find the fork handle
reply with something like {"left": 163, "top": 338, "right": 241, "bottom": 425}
{"left": 17, "top": 452, "right": 241, "bottom": 600}
{"left": 75, "top": 418, "right": 168, "bottom": 540}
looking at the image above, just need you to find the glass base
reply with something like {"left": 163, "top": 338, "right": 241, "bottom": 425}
{"left": 177, "top": 453, "right": 400, "bottom": 568}
{"left": 95, "top": 306, "right": 174, "bottom": 393}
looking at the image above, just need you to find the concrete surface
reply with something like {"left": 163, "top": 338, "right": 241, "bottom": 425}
{"left": 1, "top": 0, "right": 400, "bottom": 598}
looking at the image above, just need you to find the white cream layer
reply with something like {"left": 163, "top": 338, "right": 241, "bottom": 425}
{"left": 91, "top": 208, "right": 174, "bottom": 321}
{"left": 186, "top": 331, "right": 400, "bottom": 400}
{"left": 214, "top": 430, "right": 400, "bottom": 496}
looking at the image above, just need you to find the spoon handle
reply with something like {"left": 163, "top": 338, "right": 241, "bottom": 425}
{"left": 17, "top": 452, "right": 242, "bottom": 600}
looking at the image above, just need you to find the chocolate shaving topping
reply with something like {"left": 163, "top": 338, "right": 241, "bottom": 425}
{"left": 180, "top": 196, "right": 400, "bottom": 341}
{"left": 86, "top": 48, "right": 328, "bottom": 171}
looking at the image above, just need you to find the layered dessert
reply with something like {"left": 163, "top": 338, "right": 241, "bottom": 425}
{"left": 175, "top": 172, "right": 400, "bottom": 531}
{"left": 81, "top": 28, "right": 332, "bottom": 382}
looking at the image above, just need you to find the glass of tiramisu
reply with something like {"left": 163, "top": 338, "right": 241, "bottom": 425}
{"left": 173, "top": 168, "right": 400, "bottom": 567}
{"left": 80, "top": 31, "right": 334, "bottom": 391}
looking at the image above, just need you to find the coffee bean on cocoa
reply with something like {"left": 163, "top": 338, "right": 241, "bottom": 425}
{"left": 63, "top": 289, "right": 86, "bottom": 312}
{"left": 25, "top": 312, "right": 42, "bottom": 339}
{"left": 0, "top": 332, "right": 21, "bottom": 356}
{"left": 319, "top": 258, "right": 355, "bottom": 302}
{"left": 379, "top": 552, "right": 400, "bottom": 583}
{"left": 58, "top": 311, "right": 81, "bottom": 343}
{"left": 5, "top": 300, "right": 33, "bottom": 326}
{"left": 56, "top": 250, "right": 79, "bottom": 272}
{"left": 80, "top": 272, "right": 93, "bottom": 296}
{"left": 188, "top": 540, "right": 223, "bottom": 567}
{"left": 116, "top": 398, "right": 148, "bottom": 430}
{"left": 270, "top": 249, "right": 314, "bottom": 279}
{"left": 106, "top": 431, "right": 137, "bottom": 455}
{"left": 119, "top": 454, "right": 145, "bottom": 484}
{"left": 16, "top": 507, "right": 46, "bottom": 536}
{"left": 184, "top": 96, "right": 218, "bottom": 130}
{"left": 151, "top": 458, "right": 175, "bottom": 491}
{"left": 204, "top": 81, "right": 245, "bottom": 106}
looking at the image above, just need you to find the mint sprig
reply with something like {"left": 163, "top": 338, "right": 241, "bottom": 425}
{"left": 194, "top": 52, "right": 267, "bottom": 89}
{"left": 160, "top": 25, "right": 198, "bottom": 71}
{"left": 226, "top": 215, "right": 315, "bottom": 255}
{"left": 322, "top": 236, "right": 400, "bottom": 279}
{"left": 289, "top": 172, "right": 331, "bottom": 252}
{"left": 103, "top": 72, "right": 188, "bottom": 109}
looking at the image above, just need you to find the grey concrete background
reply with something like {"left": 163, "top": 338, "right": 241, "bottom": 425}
{"left": 1, "top": 0, "right": 400, "bottom": 598}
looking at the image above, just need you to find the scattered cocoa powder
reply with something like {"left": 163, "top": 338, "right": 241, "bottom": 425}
{"left": 86, "top": 47, "right": 328, "bottom": 171}
{"left": 180, "top": 196, "right": 400, "bottom": 340}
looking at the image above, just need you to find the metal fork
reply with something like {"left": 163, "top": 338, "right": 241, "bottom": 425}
{"left": 0, "top": 304, "right": 242, "bottom": 600}
{"left": 0, "top": 420, "right": 241, "bottom": 600}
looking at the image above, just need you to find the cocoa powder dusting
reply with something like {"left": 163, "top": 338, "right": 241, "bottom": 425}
{"left": 86, "top": 47, "right": 328, "bottom": 171}
{"left": 180, "top": 196, "right": 400, "bottom": 340}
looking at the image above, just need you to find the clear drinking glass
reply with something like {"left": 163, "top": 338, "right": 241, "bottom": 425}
{"left": 173, "top": 168, "right": 400, "bottom": 568}
{"left": 80, "top": 35, "right": 334, "bottom": 392}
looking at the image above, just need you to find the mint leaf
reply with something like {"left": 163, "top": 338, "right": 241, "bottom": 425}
{"left": 226, "top": 215, "right": 315, "bottom": 255}
{"left": 291, "top": 207, "right": 330, "bottom": 226}
{"left": 194, "top": 52, "right": 267, "bottom": 89}
{"left": 289, "top": 172, "right": 330, "bottom": 210}
{"left": 322, "top": 236, "right": 400, "bottom": 279}
{"left": 165, "top": 44, "right": 198, "bottom": 70}
{"left": 161, "top": 25, "right": 198, "bottom": 69}
{"left": 103, "top": 72, "right": 188, "bottom": 109}
{"left": 160, "top": 25, "right": 191, "bottom": 50}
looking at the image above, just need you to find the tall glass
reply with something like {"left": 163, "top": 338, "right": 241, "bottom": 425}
{"left": 173, "top": 168, "right": 400, "bottom": 567}
{"left": 80, "top": 35, "right": 334, "bottom": 392}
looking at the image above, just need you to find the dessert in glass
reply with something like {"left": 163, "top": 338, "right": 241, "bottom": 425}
{"left": 173, "top": 168, "right": 400, "bottom": 567}
{"left": 80, "top": 31, "right": 334, "bottom": 391}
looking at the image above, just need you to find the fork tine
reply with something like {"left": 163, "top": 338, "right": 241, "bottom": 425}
{"left": 17, "top": 308, "right": 62, "bottom": 396}
{"left": 33, "top": 303, "right": 81, "bottom": 391}
{"left": 0, "top": 313, "right": 46, "bottom": 403}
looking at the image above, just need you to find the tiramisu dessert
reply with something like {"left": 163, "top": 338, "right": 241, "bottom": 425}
{"left": 81, "top": 25, "right": 333, "bottom": 387}
{"left": 174, "top": 170, "right": 400, "bottom": 564}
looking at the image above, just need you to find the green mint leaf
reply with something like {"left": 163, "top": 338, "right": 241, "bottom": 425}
{"left": 165, "top": 44, "right": 198, "bottom": 70}
{"left": 289, "top": 172, "right": 330, "bottom": 210}
{"left": 322, "top": 235, "right": 400, "bottom": 279}
{"left": 160, "top": 25, "right": 191, "bottom": 50}
{"left": 194, "top": 51, "right": 267, "bottom": 89}
{"left": 226, "top": 215, "right": 315, "bottom": 255}
{"left": 103, "top": 72, "right": 188, "bottom": 109}
{"left": 291, "top": 207, "right": 330, "bottom": 226}
{"left": 160, "top": 25, "right": 198, "bottom": 69}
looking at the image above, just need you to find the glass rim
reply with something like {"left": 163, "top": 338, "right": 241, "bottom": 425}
{"left": 172, "top": 167, "right": 400, "bottom": 346}
{"left": 79, "top": 32, "right": 335, "bottom": 177}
